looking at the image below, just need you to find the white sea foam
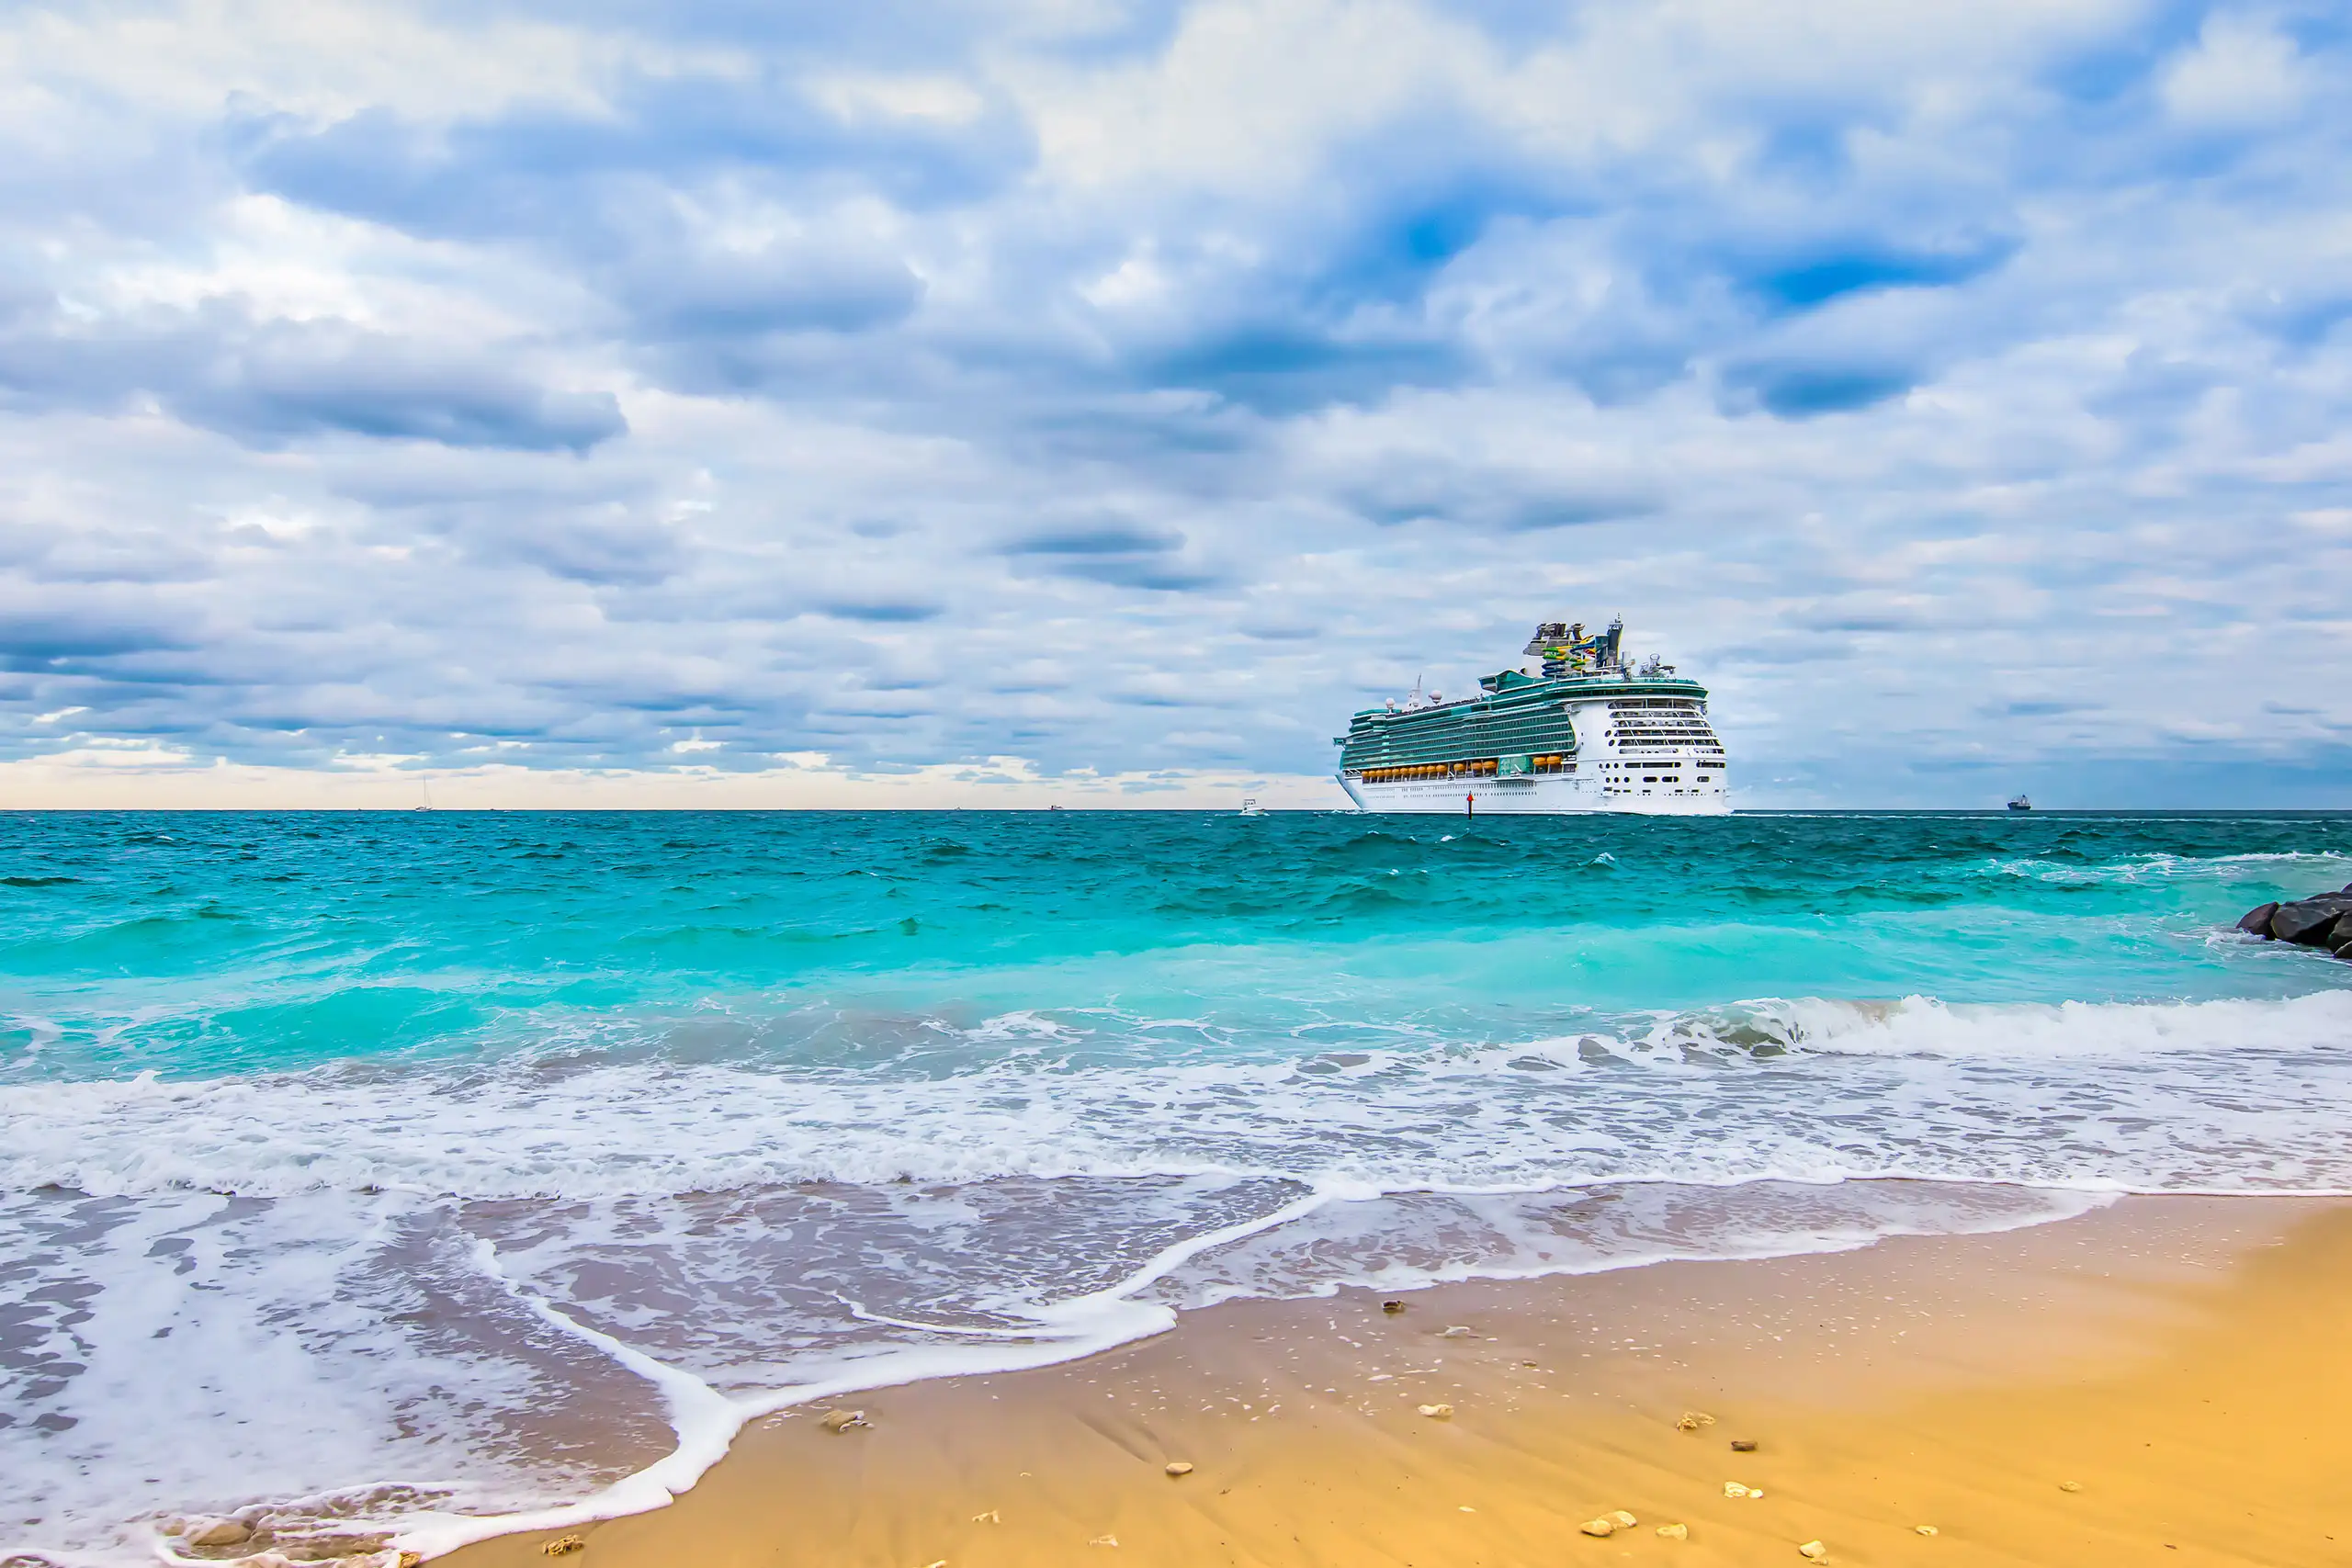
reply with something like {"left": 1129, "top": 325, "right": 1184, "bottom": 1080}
{"left": 6, "top": 990, "right": 2350, "bottom": 1201}
{"left": 8, "top": 1174, "right": 2113, "bottom": 1568}
{"left": 7, "top": 987, "right": 2352, "bottom": 1565}
{"left": 1986, "top": 848, "right": 2352, "bottom": 886}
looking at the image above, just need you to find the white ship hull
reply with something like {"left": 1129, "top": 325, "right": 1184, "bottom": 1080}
{"left": 1337, "top": 772, "right": 1729, "bottom": 816}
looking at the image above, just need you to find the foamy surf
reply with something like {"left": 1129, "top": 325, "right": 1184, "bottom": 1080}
{"left": 6, "top": 991, "right": 2351, "bottom": 1203}
{"left": 7, "top": 998, "right": 2350, "bottom": 1563}
{"left": 65, "top": 1177, "right": 2112, "bottom": 1568}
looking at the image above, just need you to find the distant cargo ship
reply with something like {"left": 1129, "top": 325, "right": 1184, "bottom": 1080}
{"left": 1333, "top": 619, "right": 1729, "bottom": 816}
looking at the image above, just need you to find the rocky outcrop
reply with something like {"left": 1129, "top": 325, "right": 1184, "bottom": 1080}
{"left": 2240, "top": 886, "right": 2352, "bottom": 958}
{"left": 2276, "top": 900, "right": 2351, "bottom": 946}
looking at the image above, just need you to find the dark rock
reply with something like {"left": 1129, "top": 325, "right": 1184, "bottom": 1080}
{"left": 2334, "top": 928, "right": 2352, "bottom": 962}
{"left": 2270, "top": 898, "right": 2352, "bottom": 948}
{"left": 2236, "top": 902, "right": 2279, "bottom": 936}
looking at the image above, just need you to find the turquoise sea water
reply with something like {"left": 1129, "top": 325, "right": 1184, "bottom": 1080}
{"left": 6, "top": 809, "right": 2352, "bottom": 1564}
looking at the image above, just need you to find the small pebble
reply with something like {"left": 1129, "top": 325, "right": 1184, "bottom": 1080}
{"left": 1419, "top": 1403, "right": 1453, "bottom": 1419}
{"left": 819, "top": 1409, "right": 869, "bottom": 1434}
{"left": 1657, "top": 1523, "right": 1690, "bottom": 1540}
{"left": 1579, "top": 1517, "right": 1617, "bottom": 1538}
{"left": 1611, "top": 1510, "right": 1638, "bottom": 1528}
{"left": 1164, "top": 1462, "right": 1193, "bottom": 1477}
{"left": 184, "top": 1518, "right": 253, "bottom": 1549}
{"left": 1382, "top": 1300, "right": 1405, "bottom": 1314}
{"left": 1916, "top": 1525, "right": 1939, "bottom": 1537}
{"left": 1799, "top": 1541, "right": 1827, "bottom": 1562}
{"left": 972, "top": 1509, "right": 1001, "bottom": 1523}
{"left": 542, "top": 1537, "right": 585, "bottom": 1559}
{"left": 2059, "top": 1481, "right": 2082, "bottom": 1494}
{"left": 1731, "top": 1438, "right": 1758, "bottom": 1451}
{"left": 1676, "top": 1412, "right": 1716, "bottom": 1431}
{"left": 1723, "top": 1482, "right": 1755, "bottom": 1499}
{"left": 1089, "top": 1534, "right": 1118, "bottom": 1548}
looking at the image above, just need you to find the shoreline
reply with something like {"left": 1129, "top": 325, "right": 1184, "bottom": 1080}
{"left": 431, "top": 1192, "right": 2352, "bottom": 1567}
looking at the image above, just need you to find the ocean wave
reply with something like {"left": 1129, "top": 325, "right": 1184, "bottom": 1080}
{"left": 1984, "top": 848, "right": 2352, "bottom": 886}
{"left": 8, "top": 990, "right": 2351, "bottom": 1202}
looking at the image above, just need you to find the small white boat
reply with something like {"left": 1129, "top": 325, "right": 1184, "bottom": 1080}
{"left": 1238, "top": 798, "right": 1266, "bottom": 816}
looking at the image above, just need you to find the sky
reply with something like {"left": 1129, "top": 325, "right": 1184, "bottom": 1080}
{"left": 0, "top": 0, "right": 2347, "bottom": 810}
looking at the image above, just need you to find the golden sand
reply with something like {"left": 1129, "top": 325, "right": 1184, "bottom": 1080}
{"left": 442, "top": 1195, "right": 2352, "bottom": 1567}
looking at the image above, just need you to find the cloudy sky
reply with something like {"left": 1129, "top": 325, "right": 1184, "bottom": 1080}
{"left": 1, "top": 0, "right": 2346, "bottom": 808}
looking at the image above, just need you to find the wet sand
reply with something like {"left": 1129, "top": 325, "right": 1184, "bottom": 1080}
{"left": 441, "top": 1194, "right": 2352, "bottom": 1567}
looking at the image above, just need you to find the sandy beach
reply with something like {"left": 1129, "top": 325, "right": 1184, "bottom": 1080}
{"left": 437, "top": 1194, "right": 2352, "bottom": 1568}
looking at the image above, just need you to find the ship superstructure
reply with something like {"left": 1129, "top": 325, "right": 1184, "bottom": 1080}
{"left": 1332, "top": 619, "right": 1729, "bottom": 815}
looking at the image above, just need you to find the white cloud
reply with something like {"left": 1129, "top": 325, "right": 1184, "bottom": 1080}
{"left": 0, "top": 0, "right": 720, "bottom": 125}
{"left": 2160, "top": 11, "right": 2309, "bottom": 127}
{"left": 1015, "top": 0, "right": 1493, "bottom": 191}
{"left": 808, "top": 71, "right": 990, "bottom": 127}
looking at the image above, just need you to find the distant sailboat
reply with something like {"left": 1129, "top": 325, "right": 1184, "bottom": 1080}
{"left": 414, "top": 780, "right": 435, "bottom": 812}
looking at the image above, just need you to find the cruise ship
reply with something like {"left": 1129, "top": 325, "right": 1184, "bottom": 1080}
{"left": 1333, "top": 619, "right": 1729, "bottom": 815}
